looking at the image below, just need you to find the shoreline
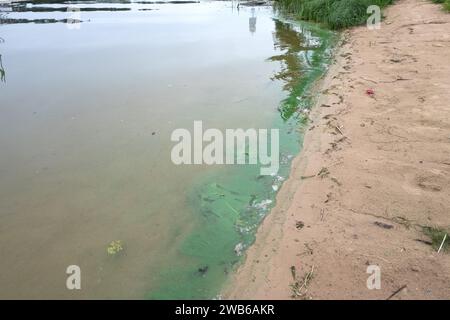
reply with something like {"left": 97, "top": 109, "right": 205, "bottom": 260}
{"left": 225, "top": 0, "right": 450, "bottom": 299}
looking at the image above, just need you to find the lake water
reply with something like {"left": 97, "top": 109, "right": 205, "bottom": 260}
{"left": 0, "top": 0, "right": 334, "bottom": 298}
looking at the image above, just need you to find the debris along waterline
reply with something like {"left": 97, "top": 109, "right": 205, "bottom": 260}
{"left": 147, "top": 17, "right": 337, "bottom": 299}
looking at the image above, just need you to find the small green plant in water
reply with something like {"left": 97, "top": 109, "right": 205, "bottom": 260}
{"left": 107, "top": 240, "right": 124, "bottom": 255}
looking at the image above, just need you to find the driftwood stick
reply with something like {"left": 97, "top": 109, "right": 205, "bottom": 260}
{"left": 335, "top": 125, "right": 344, "bottom": 136}
{"left": 437, "top": 233, "right": 447, "bottom": 254}
{"left": 386, "top": 285, "right": 407, "bottom": 300}
{"left": 361, "top": 76, "right": 378, "bottom": 84}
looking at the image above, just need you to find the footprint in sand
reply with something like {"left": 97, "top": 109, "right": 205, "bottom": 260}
{"left": 416, "top": 175, "right": 444, "bottom": 192}
{"left": 402, "top": 172, "right": 446, "bottom": 195}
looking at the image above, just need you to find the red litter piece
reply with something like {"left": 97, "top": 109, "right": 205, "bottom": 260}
{"left": 366, "top": 89, "right": 375, "bottom": 96}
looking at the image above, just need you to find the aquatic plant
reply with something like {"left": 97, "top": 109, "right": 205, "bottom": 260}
{"left": 275, "top": 0, "right": 394, "bottom": 29}
{"left": 106, "top": 240, "right": 124, "bottom": 255}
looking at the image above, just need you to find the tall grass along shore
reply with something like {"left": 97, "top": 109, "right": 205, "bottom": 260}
{"left": 275, "top": 0, "right": 394, "bottom": 29}
{"left": 432, "top": 0, "right": 450, "bottom": 11}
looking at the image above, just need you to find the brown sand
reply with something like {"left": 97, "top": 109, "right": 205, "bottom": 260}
{"left": 226, "top": 0, "right": 450, "bottom": 299}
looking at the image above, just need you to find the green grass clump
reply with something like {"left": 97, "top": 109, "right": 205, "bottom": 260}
{"left": 107, "top": 240, "right": 124, "bottom": 255}
{"left": 422, "top": 226, "right": 449, "bottom": 252}
{"left": 431, "top": 0, "right": 450, "bottom": 11}
{"left": 328, "top": 0, "right": 373, "bottom": 29}
{"left": 276, "top": 0, "right": 394, "bottom": 29}
{"left": 444, "top": 0, "right": 450, "bottom": 11}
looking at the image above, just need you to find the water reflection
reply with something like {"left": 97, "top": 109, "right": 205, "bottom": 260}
{"left": 0, "top": 0, "right": 200, "bottom": 24}
{"left": 249, "top": 8, "right": 256, "bottom": 34}
{"left": 0, "top": 37, "right": 5, "bottom": 83}
{"left": 10, "top": 5, "right": 132, "bottom": 12}
{"left": 270, "top": 20, "right": 307, "bottom": 92}
{"left": 1, "top": 17, "right": 83, "bottom": 24}
{"left": 0, "top": 1, "right": 335, "bottom": 299}
{"left": 8, "top": 0, "right": 199, "bottom": 4}
{"left": 0, "top": 55, "right": 5, "bottom": 83}
{"left": 269, "top": 19, "right": 326, "bottom": 120}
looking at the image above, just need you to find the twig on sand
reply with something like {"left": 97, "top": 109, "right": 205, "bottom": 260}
{"left": 361, "top": 76, "right": 411, "bottom": 84}
{"left": 397, "top": 21, "right": 449, "bottom": 30}
{"left": 361, "top": 76, "right": 378, "bottom": 84}
{"left": 437, "top": 233, "right": 448, "bottom": 254}
{"left": 359, "top": 253, "right": 390, "bottom": 264}
{"left": 335, "top": 125, "right": 345, "bottom": 136}
{"left": 386, "top": 285, "right": 407, "bottom": 300}
{"left": 380, "top": 77, "right": 412, "bottom": 83}
{"left": 291, "top": 265, "right": 315, "bottom": 298}
{"left": 301, "top": 265, "right": 315, "bottom": 290}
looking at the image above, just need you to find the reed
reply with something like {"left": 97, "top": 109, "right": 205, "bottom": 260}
{"left": 275, "top": 0, "right": 394, "bottom": 29}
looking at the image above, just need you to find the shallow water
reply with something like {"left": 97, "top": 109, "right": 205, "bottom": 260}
{"left": 0, "top": 0, "right": 334, "bottom": 298}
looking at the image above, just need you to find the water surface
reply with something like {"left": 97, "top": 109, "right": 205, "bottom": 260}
{"left": 0, "top": 0, "right": 334, "bottom": 298}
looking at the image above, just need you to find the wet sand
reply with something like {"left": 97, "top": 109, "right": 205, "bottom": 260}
{"left": 226, "top": 0, "right": 450, "bottom": 299}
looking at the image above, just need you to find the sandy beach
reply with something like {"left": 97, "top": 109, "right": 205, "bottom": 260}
{"left": 226, "top": 0, "right": 450, "bottom": 299}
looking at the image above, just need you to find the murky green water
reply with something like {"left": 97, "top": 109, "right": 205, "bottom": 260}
{"left": 0, "top": 0, "right": 335, "bottom": 299}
